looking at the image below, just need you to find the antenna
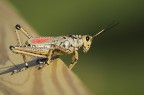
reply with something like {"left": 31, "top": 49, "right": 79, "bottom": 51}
{"left": 93, "top": 21, "right": 119, "bottom": 38}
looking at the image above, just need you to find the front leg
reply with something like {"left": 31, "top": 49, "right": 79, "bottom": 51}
{"left": 69, "top": 50, "right": 78, "bottom": 70}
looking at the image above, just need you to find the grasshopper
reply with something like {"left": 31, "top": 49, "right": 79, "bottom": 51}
{"left": 10, "top": 22, "right": 118, "bottom": 73}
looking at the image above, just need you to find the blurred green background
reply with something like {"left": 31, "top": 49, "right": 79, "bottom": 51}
{"left": 8, "top": 0, "right": 144, "bottom": 95}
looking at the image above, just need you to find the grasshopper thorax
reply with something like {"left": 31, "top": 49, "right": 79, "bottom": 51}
{"left": 82, "top": 35, "right": 93, "bottom": 53}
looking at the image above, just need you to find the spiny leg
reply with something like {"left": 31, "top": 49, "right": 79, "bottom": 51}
{"left": 11, "top": 55, "right": 28, "bottom": 74}
{"left": 11, "top": 24, "right": 32, "bottom": 74}
{"left": 15, "top": 24, "right": 34, "bottom": 71}
{"left": 69, "top": 50, "right": 78, "bottom": 70}
{"left": 15, "top": 26, "right": 28, "bottom": 68}
{"left": 10, "top": 25, "right": 23, "bottom": 74}
{"left": 15, "top": 27, "right": 22, "bottom": 46}
{"left": 15, "top": 24, "right": 29, "bottom": 70}
{"left": 15, "top": 24, "right": 32, "bottom": 39}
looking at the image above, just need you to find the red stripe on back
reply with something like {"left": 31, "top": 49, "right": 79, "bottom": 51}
{"left": 32, "top": 37, "right": 54, "bottom": 44}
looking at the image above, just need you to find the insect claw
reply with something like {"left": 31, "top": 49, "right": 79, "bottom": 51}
{"left": 37, "top": 65, "right": 43, "bottom": 70}
{"left": 36, "top": 60, "right": 49, "bottom": 70}
{"left": 11, "top": 72, "right": 14, "bottom": 75}
{"left": 15, "top": 24, "right": 21, "bottom": 30}
{"left": 45, "top": 62, "right": 49, "bottom": 66}
{"left": 21, "top": 67, "right": 27, "bottom": 71}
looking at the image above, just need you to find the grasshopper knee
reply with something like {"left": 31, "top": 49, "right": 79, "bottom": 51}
{"left": 9, "top": 45, "right": 15, "bottom": 50}
{"left": 15, "top": 24, "right": 21, "bottom": 30}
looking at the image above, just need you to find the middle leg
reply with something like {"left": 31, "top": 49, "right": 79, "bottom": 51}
{"left": 37, "top": 49, "right": 53, "bottom": 69}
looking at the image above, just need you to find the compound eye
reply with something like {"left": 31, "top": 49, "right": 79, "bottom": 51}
{"left": 86, "top": 36, "right": 90, "bottom": 41}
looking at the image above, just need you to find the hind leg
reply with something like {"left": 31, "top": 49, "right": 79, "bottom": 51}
{"left": 10, "top": 24, "right": 32, "bottom": 74}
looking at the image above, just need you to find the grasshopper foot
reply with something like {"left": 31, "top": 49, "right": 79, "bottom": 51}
{"left": 37, "top": 65, "right": 44, "bottom": 70}
{"left": 36, "top": 58, "right": 48, "bottom": 69}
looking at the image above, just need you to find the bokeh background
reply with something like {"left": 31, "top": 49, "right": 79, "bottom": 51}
{"left": 8, "top": 0, "right": 144, "bottom": 95}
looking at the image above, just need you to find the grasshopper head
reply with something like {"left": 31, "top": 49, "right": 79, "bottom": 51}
{"left": 82, "top": 35, "right": 93, "bottom": 53}
{"left": 81, "top": 22, "right": 119, "bottom": 53}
